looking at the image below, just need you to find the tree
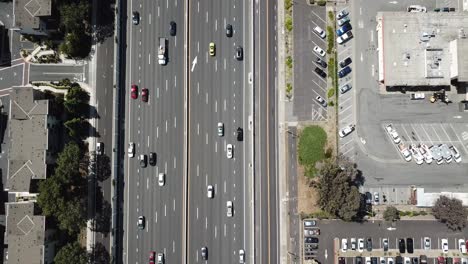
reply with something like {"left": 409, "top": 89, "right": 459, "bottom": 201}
{"left": 383, "top": 206, "right": 400, "bottom": 222}
{"left": 96, "top": 155, "right": 111, "bottom": 181}
{"left": 54, "top": 242, "right": 88, "bottom": 264}
{"left": 432, "top": 196, "right": 468, "bottom": 231}
{"left": 89, "top": 242, "right": 110, "bottom": 264}
{"left": 317, "top": 161, "right": 362, "bottom": 221}
{"left": 59, "top": 1, "right": 90, "bottom": 32}
{"left": 59, "top": 30, "right": 92, "bottom": 59}
{"left": 64, "top": 117, "right": 87, "bottom": 139}
{"left": 64, "top": 85, "right": 89, "bottom": 116}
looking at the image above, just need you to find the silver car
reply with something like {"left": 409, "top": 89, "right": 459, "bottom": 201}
{"left": 227, "top": 144, "right": 233, "bottom": 159}
{"left": 227, "top": 201, "right": 233, "bottom": 217}
{"left": 218, "top": 122, "right": 224, "bottom": 136}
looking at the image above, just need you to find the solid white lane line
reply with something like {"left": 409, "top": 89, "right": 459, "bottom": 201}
{"left": 174, "top": 157, "right": 176, "bottom": 168}
{"left": 224, "top": 224, "right": 226, "bottom": 237}
{"left": 197, "top": 207, "right": 199, "bottom": 219}
{"left": 215, "top": 225, "right": 217, "bottom": 238}
{"left": 215, "top": 60, "right": 217, "bottom": 72}
{"left": 147, "top": 136, "right": 150, "bottom": 147}
{"left": 206, "top": 11, "right": 208, "bottom": 23}
{"left": 224, "top": 99, "right": 227, "bottom": 111}
{"left": 197, "top": 82, "right": 199, "bottom": 94}
{"left": 206, "top": 133, "right": 208, "bottom": 144}
{"left": 158, "top": 6, "right": 160, "bottom": 17}
{"left": 215, "top": 141, "right": 218, "bottom": 152}
{"left": 166, "top": 0, "right": 168, "bottom": 8}
{"left": 149, "top": 13, "right": 151, "bottom": 24}
{"left": 206, "top": 92, "right": 208, "bottom": 104}
{"left": 197, "top": 1, "right": 199, "bottom": 13}
{"left": 174, "top": 75, "right": 177, "bottom": 87}
{"left": 164, "top": 204, "right": 167, "bottom": 216}
{"left": 155, "top": 211, "right": 158, "bottom": 223}
{"left": 173, "top": 241, "right": 175, "bottom": 253}
{"left": 215, "top": 19, "right": 218, "bottom": 31}
{"left": 165, "top": 120, "right": 168, "bottom": 132}
{"left": 173, "top": 199, "right": 176, "bottom": 211}
{"left": 147, "top": 178, "right": 149, "bottom": 189}
{"left": 174, "top": 116, "right": 177, "bottom": 128}
{"left": 224, "top": 58, "right": 226, "bottom": 70}
{"left": 157, "top": 87, "right": 159, "bottom": 98}
{"left": 156, "top": 126, "right": 159, "bottom": 138}
{"left": 205, "top": 217, "right": 208, "bottom": 229}
{"left": 215, "top": 100, "right": 218, "bottom": 112}
{"left": 205, "top": 174, "right": 208, "bottom": 186}
{"left": 224, "top": 181, "right": 226, "bottom": 193}
{"left": 165, "top": 79, "right": 168, "bottom": 91}
{"left": 197, "top": 42, "right": 199, "bottom": 53}
{"left": 197, "top": 165, "right": 199, "bottom": 177}
{"left": 197, "top": 123, "right": 200, "bottom": 135}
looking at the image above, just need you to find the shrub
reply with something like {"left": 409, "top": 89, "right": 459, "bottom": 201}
{"left": 285, "top": 0, "right": 292, "bottom": 10}
{"left": 317, "top": 0, "right": 326, "bottom": 6}
{"left": 326, "top": 26, "right": 334, "bottom": 54}
{"left": 286, "top": 83, "right": 293, "bottom": 94}
{"left": 286, "top": 56, "right": 293, "bottom": 69}
{"left": 329, "top": 101, "right": 334, "bottom": 107}
{"left": 285, "top": 16, "right": 293, "bottom": 32}
{"left": 327, "top": 88, "right": 335, "bottom": 98}
{"left": 383, "top": 206, "right": 400, "bottom": 222}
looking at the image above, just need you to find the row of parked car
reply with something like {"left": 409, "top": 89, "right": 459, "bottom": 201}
{"left": 303, "top": 220, "right": 320, "bottom": 260}
{"left": 385, "top": 124, "right": 462, "bottom": 164}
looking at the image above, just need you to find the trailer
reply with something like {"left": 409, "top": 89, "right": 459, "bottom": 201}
{"left": 158, "top": 37, "right": 167, "bottom": 65}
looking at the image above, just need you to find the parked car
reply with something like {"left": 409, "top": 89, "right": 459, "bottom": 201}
{"left": 383, "top": 238, "right": 389, "bottom": 251}
{"left": 313, "top": 26, "right": 326, "bottom": 38}
{"left": 336, "top": 9, "right": 349, "bottom": 19}
{"left": 336, "top": 23, "right": 352, "bottom": 36}
{"left": 303, "top": 220, "right": 316, "bottom": 228}
{"left": 339, "top": 57, "right": 352, "bottom": 68}
{"left": 366, "top": 237, "right": 372, "bottom": 251}
{"left": 385, "top": 124, "right": 401, "bottom": 144}
{"left": 399, "top": 238, "right": 406, "bottom": 253}
{"left": 315, "top": 57, "right": 327, "bottom": 68}
{"left": 342, "top": 238, "right": 348, "bottom": 252}
{"left": 313, "top": 46, "right": 326, "bottom": 57}
{"left": 407, "top": 5, "right": 427, "bottom": 12}
{"left": 423, "top": 237, "right": 431, "bottom": 250}
{"left": 407, "top": 238, "right": 414, "bottom": 253}
{"left": 315, "top": 96, "right": 327, "bottom": 107}
{"left": 460, "top": 239, "right": 467, "bottom": 254}
{"left": 340, "top": 84, "right": 352, "bottom": 94}
{"left": 358, "top": 238, "right": 365, "bottom": 252}
{"left": 351, "top": 238, "right": 356, "bottom": 250}
{"left": 338, "top": 66, "right": 352, "bottom": 78}
{"left": 337, "top": 31, "right": 353, "bottom": 44}
{"left": 442, "top": 238, "right": 449, "bottom": 253}
{"left": 399, "top": 143, "right": 412, "bottom": 162}
{"left": 338, "top": 16, "right": 350, "bottom": 26}
{"left": 450, "top": 145, "right": 462, "bottom": 163}
{"left": 314, "top": 67, "right": 326, "bottom": 78}
{"left": 339, "top": 124, "right": 355, "bottom": 138}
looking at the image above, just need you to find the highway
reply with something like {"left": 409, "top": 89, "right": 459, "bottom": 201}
{"left": 254, "top": 0, "right": 279, "bottom": 263}
{"left": 123, "top": 0, "right": 186, "bottom": 262}
{"left": 187, "top": 0, "right": 249, "bottom": 262}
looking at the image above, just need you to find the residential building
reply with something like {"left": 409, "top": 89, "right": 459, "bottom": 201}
{"left": 12, "top": 0, "right": 52, "bottom": 36}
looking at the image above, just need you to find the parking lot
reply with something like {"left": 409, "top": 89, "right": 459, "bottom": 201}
{"left": 292, "top": 1, "right": 328, "bottom": 121}
{"left": 302, "top": 219, "right": 468, "bottom": 264}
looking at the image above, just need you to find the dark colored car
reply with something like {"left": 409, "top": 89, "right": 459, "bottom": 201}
{"left": 356, "top": 256, "right": 363, "bottom": 264}
{"left": 412, "top": 258, "right": 419, "bottom": 264}
{"left": 339, "top": 257, "right": 346, "bottom": 264}
{"left": 447, "top": 258, "right": 453, "bottom": 264}
{"left": 141, "top": 88, "right": 148, "bottom": 102}
{"left": 338, "top": 66, "right": 351, "bottom": 78}
{"left": 131, "top": 84, "right": 138, "bottom": 99}
{"left": 366, "top": 237, "right": 372, "bottom": 251}
{"left": 396, "top": 256, "right": 403, "bottom": 264}
{"left": 305, "top": 237, "right": 319, "bottom": 243}
{"left": 235, "top": 46, "right": 243, "bottom": 60}
{"left": 315, "top": 57, "right": 327, "bottom": 68}
{"left": 371, "top": 257, "right": 378, "bottom": 264}
{"left": 132, "top": 11, "right": 140, "bottom": 25}
{"left": 419, "top": 255, "right": 427, "bottom": 264}
{"left": 140, "top": 154, "right": 147, "bottom": 168}
{"left": 237, "top": 127, "right": 243, "bottom": 141}
{"left": 339, "top": 57, "right": 352, "bottom": 68}
{"left": 365, "top": 192, "right": 372, "bottom": 204}
{"left": 169, "top": 21, "right": 177, "bottom": 36}
{"left": 314, "top": 67, "right": 326, "bottom": 78}
{"left": 407, "top": 238, "right": 414, "bottom": 253}
{"left": 398, "top": 238, "right": 406, "bottom": 253}
{"left": 201, "top": 246, "right": 208, "bottom": 260}
{"left": 226, "top": 24, "right": 233, "bottom": 37}
{"left": 336, "top": 23, "right": 352, "bottom": 36}
{"left": 149, "top": 152, "right": 156, "bottom": 166}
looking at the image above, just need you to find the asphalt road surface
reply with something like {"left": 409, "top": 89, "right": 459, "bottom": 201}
{"left": 123, "top": 0, "right": 185, "bottom": 262}
{"left": 187, "top": 0, "right": 248, "bottom": 262}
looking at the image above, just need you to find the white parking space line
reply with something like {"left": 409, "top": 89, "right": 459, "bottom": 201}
{"left": 309, "top": 78, "right": 327, "bottom": 93}
{"left": 430, "top": 124, "right": 442, "bottom": 142}
{"left": 449, "top": 124, "right": 468, "bottom": 154}
{"left": 310, "top": 10, "right": 326, "bottom": 24}
{"left": 338, "top": 46, "right": 352, "bottom": 57}
{"left": 339, "top": 104, "right": 352, "bottom": 115}
{"left": 419, "top": 124, "right": 433, "bottom": 145}
{"left": 409, "top": 124, "right": 423, "bottom": 142}
{"left": 400, "top": 125, "right": 413, "bottom": 144}
{"left": 439, "top": 124, "right": 452, "bottom": 142}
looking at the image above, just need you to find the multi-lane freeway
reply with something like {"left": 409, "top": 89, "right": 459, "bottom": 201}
{"left": 121, "top": 0, "right": 277, "bottom": 263}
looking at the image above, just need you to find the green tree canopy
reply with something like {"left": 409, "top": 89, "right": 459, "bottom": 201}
{"left": 54, "top": 242, "right": 88, "bottom": 264}
{"left": 383, "top": 206, "right": 400, "bottom": 222}
{"left": 64, "top": 118, "right": 88, "bottom": 139}
{"left": 64, "top": 85, "right": 90, "bottom": 117}
{"left": 59, "top": 1, "right": 89, "bottom": 32}
{"left": 432, "top": 196, "right": 468, "bottom": 231}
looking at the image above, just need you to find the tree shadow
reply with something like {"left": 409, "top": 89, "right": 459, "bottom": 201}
{"left": 89, "top": 242, "right": 110, "bottom": 264}
{"left": 93, "top": 0, "right": 116, "bottom": 44}
{"left": 96, "top": 154, "right": 111, "bottom": 182}
{"left": 93, "top": 187, "right": 111, "bottom": 234}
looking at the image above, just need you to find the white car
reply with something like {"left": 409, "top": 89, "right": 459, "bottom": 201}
{"left": 407, "top": 5, "right": 427, "bottom": 12}
{"left": 338, "top": 16, "right": 350, "bottom": 26}
{"left": 442, "top": 238, "right": 449, "bottom": 253}
{"left": 380, "top": 257, "right": 386, "bottom": 264}
{"left": 341, "top": 238, "right": 348, "bottom": 252}
{"left": 410, "top": 144, "right": 424, "bottom": 165}
{"left": 313, "top": 46, "right": 326, "bottom": 57}
{"left": 337, "top": 31, "right": 353, "bottom": 44}
{"left": 217, "top": 122, "right": 224, "bottom": 137}
{"left": 313, "top": 26, "right": 326, "bottom": 39}
{"left": 460, "top": 239, "right": 467, "bottom": 254}
{"left": 336, "top": 9, "right": 349, "bottom": 19}
{"left": 157, "top": 253, "right": 164, "bottom": 264}
{"left": 365, "top": 257, "right": 371, "bottom": 264}
{"left": 384, "top": 124, "right": 401, "bottom": 144}
{"left": 423, "top": 237, "right": 431, "bottom": 250}
{"left": 239, "top": 249, "right": 245, "bottom": 263}
{"left": 227, "top": 144, "right": 233, "bottom": 159}
{"left": 358, "top": 238, "right": 364, "bottom": 252}
{"left": 315, "top": 96, "right": 327, "bottom": 107}
{"left": 450, "top": 145, "right": 462, "bottom": 163}
{"left": 340, "top": 84, "right": 352, "bottom": 94}
{"left": 404, "top": 257, "right": 411, "bottom": 264}
{"left": 158, "top": 173, "right": 165, "bottom": 186}
{"left": 419, "top": 144, "right": 433, "bottom": 164}
{"left": 128, "top": 142, "right": 135, "bottom": 158}
{"left": 227, "top": 201, "right": 233, "bottom": 217}
{"left": 387, "top": 258, "right": 394, "bottom": 264}
{"left": 339, "top": 124, "right": 355, "bottom": 138}
{"left": 398, "top": 143, "right": 412, "bottom": 162}
{"left": 350, "top": 238, "right": 356, "bottom": 250}
{"left": 96, "top": 142, "right": 104, "bottom": 155}
{"left": 207, "top": 185, "right": 214, "bottom": 199}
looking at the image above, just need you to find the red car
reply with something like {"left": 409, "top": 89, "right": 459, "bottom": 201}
{"left": 437, "top": 256, "right": 445, "bottom": 264}
{"left": 131, "top": 84, "right": 138, "bottom": 99}
{"left": 141, "top": 88, "right": 148, "bottom": 102}
{"left": 149, "top": 251, "right": 155, "bottom": 264}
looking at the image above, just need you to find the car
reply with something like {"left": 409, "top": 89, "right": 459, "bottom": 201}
{"left": 336, "top": 9, "right": 349, "bottom": 19}
{"left": 412, "top": 258, "right": 418, "bottom": 264}
{"left": 420, "top": 256, "right": 427, "bottom": 264}
{"left": 158, "top": 173, "right": 165, "bottom": 186}
{"left": 303, "top": 220, "right": 316, "bottom": 228}
{"left": 423, "top": 237, "right": 431, "bottom": 250}
{"left": 442, "top": 239, "right": 449, "bottom": 253}
{"left": 388, "top": 258, "right": 394, "bottom": 264}
{"left": 218, "top": 122, "right": 224, "bottom": 136}
{"left": 131, "top": 84, "right": 138, "bottom": 99}
{"left": 399, "top": 238, "right": 406, "bottom": 253}
{"left": 132, "top": 11, "right": 140, "bottom": 25}
{"left": 407, "top": 5, "right": 427, "bottom": 12}
{"left": 407, "top": 238, "right": 414, "bottom": 253}
{"left": 385, "top": 124, "right": 402, "bottom": 144}
{"left": 338, "top": 257, "right": 346, "bottom": 264}
{"left": 383, "top": 238, "right": 389, "bottom": 251}
{"left": 336, "top": 23, "right": 352, "bottom": 36}
{"left": 358, "top": 238, "right": 365, "bottom": 252}
{"left": 226, "top": 24, "right": 233, "bottom": 37}
{"left": 157, "top": 253, "right": 164, "bottom": 264}
{"left": 340, "top": 84, "right": 352, "bottom": 94}
{"left": 227, "top": 201, "right": 233, "bottom": 217}
{"left": 366, "top": 237, "right": 372, "bottom": 251}
{"left": 447, "top": 258, "right": 453, "bottom": 264}
{"left": 461, "top": 258, "right": 467, "bottom": 264}
{"left": 313, "top": 46, "right": 326, "bottom": 57}
{"left": 356, "top": 256, "right": 363, "bottom": 264}
{"left": 227, "top": 144, "right": 233, "bottom": 159}
{"left": 381, "top": 257, "right": 387, "bottom": 264}
{"left": 140, "top": 154, "right": 147, "bottom": 168}
{"left": 399, "top": 143, "right": 412, "bottom": 162}
{"left": 371, "top": 257, "right": 378, "bottom": 264}
{"left": 169, "top": 21, "right": 176, "bottom": 36}
{"left": 149, "top": 251, "right": 156, "bottom": 262}
{"left": 351, "top": 238, "right": 356, "bottom": 250}
{"left": 315, "top": 96, "right": 327, "bottom": 107}
{"left": 314, "top": 67, "right": 326, "bottom": 78}
{"left": 305, "top": 237, "right": 319, "bottom": 243}
{"left": 148, "top": 152, "right": 156, "bottom": 166}
{"left": 338, "top": 66, "right": 352, "bottom": 78}
{"left": 459, "top": 239, "right": 467, "bottom": 253}
{"left": 449, "top": 145, "right": 462, "bottom": 163}
{"left": 96, "top": 142, "right": 104, "bottom": 155}
{"left": 239, "top": 249, "right": 245, "bottom": 263}
{"left": 137, "top": 216, "right": 145, "bottom": 229}
{"left": 128, "top": 142, "right": 135, "bottom": 158}
{"left": 201, "top": 246, "right": 208, "bottom": 260}
{"left": 237, "top": 127, "right": 243, "bottom": 141}
{"left": 396, "top": 256, "right": 403, "bottom": 264}
{"left": 235, "top": 46, "right": 243, "bottom": 60}
{"left": 337, "top": 31, "right": 353, "bottom": 44}
{"left": 409, "top": 144, "right": 424, "bottom": 165}
{"left": 365, "top": 192, "right": 372, "bottom": 204}
{"left": 313, "top": 26, "right": 326, "bottom": 38}
{"left": 419, "top": 144, "right": 433, "bottom": 164}
{"left": 339, "top": 124, "right": 355, "bottom": 138}
{"left": 339, "top": 57, "right": 352, "bottom": 68}
{"left": 207, "top": 185, "right": 214, "bottom": 198}
{"left": 341, "top": 238, "right": 348, "bottom": 252}
{"left": 438, "top": 257, "right": 445, "bottom": 264}
{"left": 304, "top": 229, "right": 317, "bottom": 236}
{"left": 404, "top": 257, "right": 411, "bottom": 264}
{"left": 141, "top": 88, "right": 148, "bottom": 102}
{"left": 209, "top": 42, "right": 215, "bottom": 56}
{"left": 338, "top": 16, "right": 350, "bottom": 26}
{"left": 315, "top": 57, "right": 327, "bottom": 68}
{"left": 365, "top": 257, "right": 371, "bottom": 264}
